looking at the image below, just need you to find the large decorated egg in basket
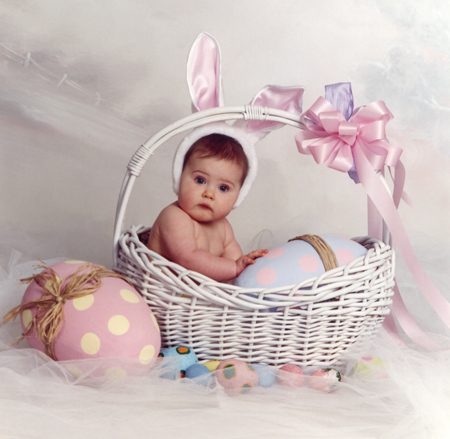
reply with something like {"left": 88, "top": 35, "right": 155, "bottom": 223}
{"left": 17, "top": 261, "right": 161, "bottom": 376}
{"left": 235, "top": 235, "right": 367, "bottom": 289}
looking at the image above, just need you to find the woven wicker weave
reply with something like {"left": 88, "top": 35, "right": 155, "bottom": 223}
{"left": 113, "top": 106, "right": 395, "bottom": 367}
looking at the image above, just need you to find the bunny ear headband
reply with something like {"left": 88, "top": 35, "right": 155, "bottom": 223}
{"left": 172, "top": 32, "right": 305, "bottom": 208}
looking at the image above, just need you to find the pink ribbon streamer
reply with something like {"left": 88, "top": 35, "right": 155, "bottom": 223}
{"left": 295, "top": 96, "right": 450, "bottom": 350}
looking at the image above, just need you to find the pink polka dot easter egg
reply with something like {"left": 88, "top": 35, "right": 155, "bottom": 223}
{"left": 18, "top": 261, "right": 161, "bottom": 376}
{"left": 216, "top": 359, "right": 259, "bottom": 395}
{"left": 235, "top": 235, "right": 367, "bottom": 289}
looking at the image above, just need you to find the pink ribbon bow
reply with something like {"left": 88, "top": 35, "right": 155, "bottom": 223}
{"left": 295, "top": 96, "right": 402, "bottom": 175}
{"left": 296, "top": 94, "right": 450, "bottom": 351}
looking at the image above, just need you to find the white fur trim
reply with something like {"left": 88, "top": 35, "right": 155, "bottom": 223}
{"left": 172, "top": 122, "right": 258, "bottom": 208}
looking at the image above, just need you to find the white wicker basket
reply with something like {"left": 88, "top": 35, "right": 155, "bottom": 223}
{"left": 113, "top": 106, "right": 395, "bottom": 367}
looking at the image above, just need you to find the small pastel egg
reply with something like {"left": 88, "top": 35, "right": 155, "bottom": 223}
{"left": 158, "top": 346, "right": 197, "bottom": 379}
{"left": 253, "top": 363, "right": 276, "bottom": 388}
{"left": 204, "top": 360, "right": 221, "bottom": 372}
{"left": 308, "top": 368, "right": 342, "bottom": 392}
{"left": 278, "top": 364, "right": 305, "bottom": 388}
{"left": 185, "top": 363, "right": 212, "bottom": 386}
{"left": 353, "top": 356, "right": 388, "bottom": 379}
{"left": 216, "top": 359, "right": 259, "bottom": 395}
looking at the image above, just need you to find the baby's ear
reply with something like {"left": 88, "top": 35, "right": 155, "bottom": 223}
{"left": 187, "top": 32, "right": 224, "bottom": 112}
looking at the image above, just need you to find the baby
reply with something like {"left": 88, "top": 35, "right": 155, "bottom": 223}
{"left": 146, "top": 133, "right": 267, "bottom": 282}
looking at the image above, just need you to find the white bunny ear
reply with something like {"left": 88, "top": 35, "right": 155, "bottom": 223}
{"left": 187, "top": 32, "right": 224, "bottom": 112}
{"left": 242, "top": 85, "right": 305, "bottom": 137}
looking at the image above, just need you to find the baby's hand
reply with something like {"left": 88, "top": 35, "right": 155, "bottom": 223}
{"left": 235, "top": 249, "right": 268, "bottom": 277}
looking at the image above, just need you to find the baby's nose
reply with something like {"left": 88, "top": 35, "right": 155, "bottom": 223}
{"left": 202, "top": 188, "right": 214, "bottom": 200}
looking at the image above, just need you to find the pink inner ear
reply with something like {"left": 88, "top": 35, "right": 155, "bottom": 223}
{"left": 246, "top": 86, "right": 305, "bottom": 133}
{"left": 187, "top": 34, "right": 221, "bottom": 111}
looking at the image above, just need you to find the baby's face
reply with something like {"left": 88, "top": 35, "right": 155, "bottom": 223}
{"left": 178, "top": 154, "right": 244, "bottom": 223}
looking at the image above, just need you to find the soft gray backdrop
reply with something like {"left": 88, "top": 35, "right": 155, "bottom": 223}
{"left": 2, "top": 2, "right": 450, "bottom": 437}
{"left": 1, "top": 0, "right": 449, "bottom": 270}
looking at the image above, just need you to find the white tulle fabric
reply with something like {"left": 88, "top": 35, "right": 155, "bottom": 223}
{"left": 2, "top": 245, "right": 450, "bottom": 438}
{"left": 2, "top": 25, "right": 450, "bottom": 439}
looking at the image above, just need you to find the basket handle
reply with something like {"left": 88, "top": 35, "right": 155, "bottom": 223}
{"left": 113, "top": 105, "right": 306, "bottom": 266}
{"left": 112, "top": 105, "right": 395, "bottom": 267}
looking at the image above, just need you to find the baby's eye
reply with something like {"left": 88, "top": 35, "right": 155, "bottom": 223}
{"left": 195, "top": 177, "right": 205, "bottom": 185}
{"left": 219, "top": 185, "right": 229, "bottom": 192}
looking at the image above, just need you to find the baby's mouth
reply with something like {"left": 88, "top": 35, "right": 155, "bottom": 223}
{"left": 198, "top": 203, "right": 212, "bottom": 210}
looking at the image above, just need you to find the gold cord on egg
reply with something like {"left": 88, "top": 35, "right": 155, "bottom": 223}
{"left": 288, "top": 235, "right": 339, "bottom": 271}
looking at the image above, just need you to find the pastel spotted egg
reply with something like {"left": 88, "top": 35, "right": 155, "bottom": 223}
{"left": 158, "top": 346, "right": 198, "bottom": 379}
{"left": 278, "top": 364, "right": 305, "bottom": 388}
{"left": 203, "top": 360, "right": 221, "bottom": 372}
{"left": 185, "top": 363, "right": 212, "bottom": 386}
{"left": 19, "top": 261, "right": 161, "bottom": 377}
{"left": 235, "top": 236, "right": 367, "bottom": 289}
{"left": 308, "top": 368, "right": 342, "bottom": 392}
{"left": 216, "top": 359, "right": 259, "bottom": 395}
{"left": 253, "top": 363, "right": 276, "bottom": 388}
{"left": 353, "top": 356, "right": 388, "bottom": 379}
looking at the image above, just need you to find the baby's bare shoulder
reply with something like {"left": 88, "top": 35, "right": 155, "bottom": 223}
{"left": 155, "top": 203, "right": 193, "bottom": 230}
{"left": 220, "top": 217, "right": 235, "bottom": 234}
{"left": 212, "top": 217, "right": 233, "bottom": 244}
{"left": 156, "top": 203, "right": 185, "bottom": 220}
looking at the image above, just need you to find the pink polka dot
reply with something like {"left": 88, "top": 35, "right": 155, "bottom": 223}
{"left": 256, "top": 267, "right": 277, "bottom": 286}
{"left": 264, "top": 247, "right": 285, "bottom": 259}
{"left": 335, "top": 248, "right": 355, "bottom": 265}
{"left": 343, "top": 237, "right": 358, "bottom": 245}
{"left": 298, "top": 255, "right": 320, "bottom": 273}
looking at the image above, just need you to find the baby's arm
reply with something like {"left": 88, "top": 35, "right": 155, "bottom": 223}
{"left": 152, "top": 205, "right": 242, "bottom": 282}
{"left": 222, "top": 223, "right": 268, "bottom": 277}
{"left": 235, "top": 249, "right": 269, "bottom": 277}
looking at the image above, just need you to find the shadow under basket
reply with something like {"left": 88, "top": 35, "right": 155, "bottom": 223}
{"left": 115, "top": 225, "right": 395, "bottom": 367}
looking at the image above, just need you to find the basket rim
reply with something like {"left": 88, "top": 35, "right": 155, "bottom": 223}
{"left": 115, "top": 224, "right": 395, "bottom": 312}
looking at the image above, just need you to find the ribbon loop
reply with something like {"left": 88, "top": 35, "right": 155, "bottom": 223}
{"left": 338, "top": 121, "right": 359, "bottom": 138}
{"left": 295, "top": 97, "right": 400, "bottom": 175}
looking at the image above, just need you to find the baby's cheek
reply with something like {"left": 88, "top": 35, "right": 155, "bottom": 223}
{"left": 216, "top": 197, "right": 237, "bottom": 219}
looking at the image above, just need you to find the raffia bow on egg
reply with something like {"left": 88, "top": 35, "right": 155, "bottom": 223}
{"left": 2, "top": 262, "right": 128, "bottom": 361}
